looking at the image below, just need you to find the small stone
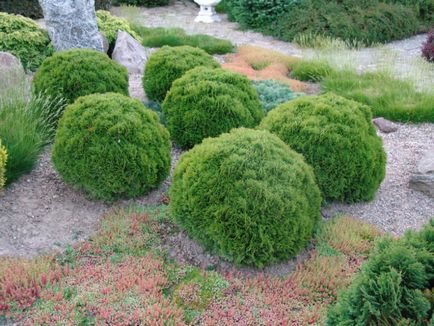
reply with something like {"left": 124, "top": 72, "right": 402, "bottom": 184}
{"left": 112, "top": 31, "right": 148, "bottom": 74}
{"left": 0, "top": 52, "right": 24, "bottom": 72}
{"left": 410, "top": 148, "right": 434, "bottom": 198}
{"left": 373, "top": 117, "right": 399, "bottom": 133}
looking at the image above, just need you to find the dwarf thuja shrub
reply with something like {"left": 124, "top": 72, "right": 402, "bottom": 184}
{"left": 260, "top": 93, "right": 386, "bottom": 203}
{"left": 327, "top": 219, "right": 434, "bottom": 325}
{"left": 170, "top": 128, "right": 322, "bottom": 267}
{"left": 143, "top": 46, "right": 219, "bottom": 102}
{"left": 163, "top": 67, "right": 264, "bottom": 149}
{"left": 96, "top": 10, "right": 141, "bottom": 46}
{"left": 0, "top": 140, "right": 7, "bottom": 189}
{"left": 33, "top": 49, "right": 129, "bottom": 106}
{"left": 52, "top": 93, "right": 171, "bottom": 201}
{"left": 0, "top": 12, "right": 53, "bottom": 71}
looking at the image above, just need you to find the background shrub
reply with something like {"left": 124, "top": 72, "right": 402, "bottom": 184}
{"left": 0, "top": 12, "right": 53, "bottom": 71}
{"left": 143, "top": 45, "right": 219, "bottom": 102}
{"left": 96, "top": 10, "right": 141, "bottom": 47}
{"left": 170, "top": 128, "right": 322, "bottom": 267}
{"left": 422, "top": 31, "right": 434, "bottom": 63}
{"left": 260, "top": 93, "right": 386, "bottom": 203}
{"left": 327, "top": 219, "right": 434, "bottom": 325}
{"left": 252, "top": 79, "right": 304, "bottom": 114}
{"left": 111, "top": 0, "right": 170, "bottom": 6}
{"left": 163, "top": 67, "right": 263, "bottom": 149}
{"left": 0, "top": 140, "right": 6, "bottom": 189}
{"left": 33, "top": 49, "right": 129, "bottom": 106}
{"left": 52, "top": 93, "right": 171, "bottom": 201}
{"left": 289, "top": 60, "right": 332, "bottom": 82}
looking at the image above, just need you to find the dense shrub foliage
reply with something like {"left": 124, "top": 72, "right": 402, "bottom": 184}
{"left": 252, "top": 79, "right": 304, "bottom": 114}
{"left": 143, "top": 46, "right": 219, "bottom": 102}
{"left": 111, "top": 0, "right": 170, "bottom": 6}
{"left": 170, "top": 128, "right": 322, "bottom": 267}
{"left": 0, "top": 12, "right": 53, "bottom": 71}
{"left": 52, "top": 93, "right": 171, "bottom": 201}
{"left": 328, "top": 219, "right": 434, "bottom": 325}
{"left": 260, "top": 93, "right": 386, "bottom": 203}
{"left": 422, "top": 31, "right": 434, "bottom": 62}
{"left": 132, "top": 25, "right": 234, "bottom": 55}
{"left": 96, "top": 10, "right": 141, "bottom": 46}
{"left": 163, "top": 67, "right": 263, "bottom": 149}
{"left": 0, "top": 140, "right": 6, "bottom": 189}
{"left": 33, "top": 49, "right": 129, "bottom": 105}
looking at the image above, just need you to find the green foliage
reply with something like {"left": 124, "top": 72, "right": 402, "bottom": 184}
{"left": 170, "top": 128, "right": 322, "bottom": 267}
{"left": 111, "top": 0, "right": 170, "bottom": 6}
{"left": 52, "top": 93, "right": 171, "bottom": 201}
{"left": 0, "top": 140, "right": 7, "bottom": 189}
{"left": 0, "top": 12, "right": 53, "bottom": 71}
{"left": 321, "top": 69, "right": 434, "bottom": 123}
{"left": 143, "top": 45, "right": 219, "bottom": 102}
{"left": 252, "top": 79, "right": 304, "bottom": 113}
{"left": 289, "top": 60, "right": 332, "bottom": 82}
{"left": 133, "top": 25, "right": 234, "bottom": 55}
{"left": 32, "top": 49, "right": 129, "bottom": 106}
{"left": 260, "top": 93, "right": 386, "bottom": 203}
{"left": 163, "top": 67, "right": 264, "bottom": 149}
{"left": 96, "top": 10, "right": 141, "bottom": 46}
{"left": 327, "top": 219, "right": 434, "bottom": 325}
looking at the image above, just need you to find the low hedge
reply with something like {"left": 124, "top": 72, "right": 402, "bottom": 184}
{"left": 0, "top": 140, "right": 7, "bottom": 190}
{"left": 0, "top": 12, "right": 53, "bottom": 71}
{"left": 143, "top": 45, "right": 219, "bottom": 102}
{"left": 170, "top": 128, "right": 322, "bottom": 267}
{"left": 52, "top": 93, "right": 171, "bottom": 201}
{"left": 260, "top": 93, "right": 386, "bottom": 203}
{"left": 32, "top": 49, "right": 128, "bottom": 106}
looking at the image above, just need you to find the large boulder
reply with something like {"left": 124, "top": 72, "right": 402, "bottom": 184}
{"left": 112, "top": 31, "right": 147, "bottom": 74}
{"left": 410, "top": 149, "right": 434, "bottom": 198}
{"left": 39, "top": 0, "right": 104, "bottom": 52}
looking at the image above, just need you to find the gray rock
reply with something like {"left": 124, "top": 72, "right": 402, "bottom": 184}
{"left": 112, "top": 31, "right": 147, "bottom": 74}
{"left": 410, "top": 149, "right": 434, "bottom": 198}
{"left": 0, "top": 52, "right": 24, "bottom": 72}
{"left": 373, "top": 117, "right": 399, "bottom": 133}
{"left": 39, "top": 0, "right": 104, "bottom": 52}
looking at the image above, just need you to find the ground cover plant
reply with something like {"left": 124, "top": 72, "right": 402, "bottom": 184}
{"left": 0, "top": 205, "right": 384, "bottom": 324}
{"left": 328, "top": 219, "right": 434, "bottom": 325}
{"left": 96, "top": 10, "right": 141, "bottom": 48}
{"left": 132, "top": 25, "right": 234, "bottom": 55}
{"left": 52, "top": 93, "right": 171, "bottom": 201}
{"left": 260, "top": 93, "right": 386, "bottom": 203}
{"left": 143, "top": 45, "right": 219, "bottom": 102}
{"left": 32, "top": 49, "right": 129, "bottom": 106}
{"left": 0, "top": 12, "right": 53, "bottom": 71}
{"left": 170, "top": 128, "right": 322, "bottom": 267}
{"left": 163, "top": 68, "right": 264, "bottom": 149}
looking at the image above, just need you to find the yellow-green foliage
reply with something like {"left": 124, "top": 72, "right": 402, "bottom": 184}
{"left": 52, "top": 93, "right": 171, "bottom": 201}
{"left": 170, "top": 128, "right": 322, "bottom": 267}
{"left": 260, "top": 93, "right": 386, "bottom": 203}
{"left": 0, "top": 140, "right": 7, "bottom": 189}
{"left": 0, "top": 12, "right": 53, "bottom": 71}
{"left": 163, "top": 67, "right": 264, "bottom": 149}
{"left": 96, "top": 10, "right": 141, "bottom": 45}
{"left": 143, "top": 45, "right": 219, "bottom": 102}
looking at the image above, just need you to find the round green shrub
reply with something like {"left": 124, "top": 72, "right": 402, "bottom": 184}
{"left": 96, "top": 10, "right": 142, "bottom": 46}
{"left": 260, "top": 93, "right": 386, "bottom": 203}
{"left": 32, "top": 49, "right": 129, "bottom": 105}
{"left": 163, "top": 67, "right": 264, "bottom": 149}
{"left": 170, "top": 128, "right": 322, "bottom": 267}
{"left": 52, "top": 93, "right": 171, "bottom": 201}
{"left": 0, "top": 140, "right": 7, "bottom": 190}
{"left": 143, "top": 45, "right": 219, "bottom": 102}
{"left": 0, "top": 12, "right": 53, "bottom": 71}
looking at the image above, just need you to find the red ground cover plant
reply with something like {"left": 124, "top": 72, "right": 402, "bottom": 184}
{"left": 421, "top": 31, "right": 434, "bottom": 62}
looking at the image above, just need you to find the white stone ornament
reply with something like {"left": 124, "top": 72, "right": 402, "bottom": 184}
{"left": 194, "top": 0, "right": 221, "bottom": 23}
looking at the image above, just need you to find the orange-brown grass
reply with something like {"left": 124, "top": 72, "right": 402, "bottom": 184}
{"left": 222, "top": 45, "right": 307, "bottom": 92}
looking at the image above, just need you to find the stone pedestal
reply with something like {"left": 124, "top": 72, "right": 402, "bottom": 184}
{"left": 194, "top": 1, "right": 221, "bottom": 23}
{"left": 39, "top": 0, "right": 104, "bottom": 52}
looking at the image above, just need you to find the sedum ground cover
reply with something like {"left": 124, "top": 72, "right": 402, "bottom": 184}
{"left": 0, "top": 206, "right": 382, "bottom": 324}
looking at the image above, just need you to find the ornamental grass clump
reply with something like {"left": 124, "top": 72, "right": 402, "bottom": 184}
{"left": 32, "top": 49, "right": 129, "bottom": 106}
{"left": 52, "top": 93, "right": 171, "bottom": 201}
{"left": 260, "top": 93, "right": 386, "bottom": 203}
{"left": 0, "top": 140, "right": 7, "bottom": 190}
{"left": 170, "top": 128, "right": 322, "bottom": 267}
{"left": 163, "top": 67, "right": 263, "bottom": 149}
{"left": 143, "top": 45, "right": 219, "bottom": 102}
